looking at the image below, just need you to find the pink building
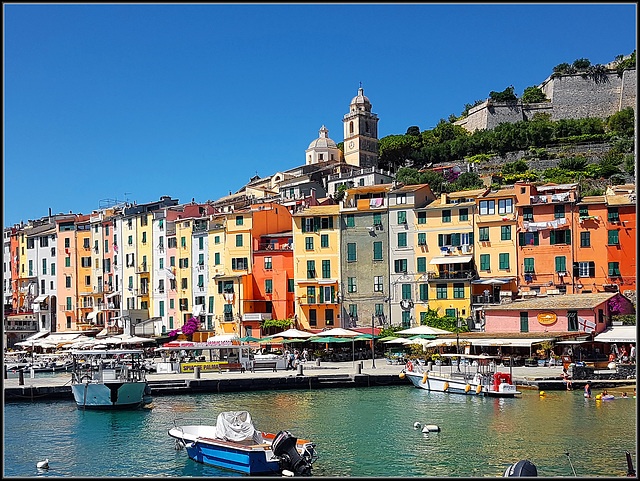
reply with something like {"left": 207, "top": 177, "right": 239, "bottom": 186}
{"left": 484, "top": 292, "right": 633, "bottom": 334}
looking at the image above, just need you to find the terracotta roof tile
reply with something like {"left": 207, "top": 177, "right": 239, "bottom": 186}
{"left": 486, "top": 292, "right": 617, "bottom": 311}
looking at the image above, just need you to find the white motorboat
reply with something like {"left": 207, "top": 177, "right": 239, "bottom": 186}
{"left": 401, "top": 354, "right": 521, "bottom": 398}
{"left": 70, "top": 349, "right": 151, "bottom": 409}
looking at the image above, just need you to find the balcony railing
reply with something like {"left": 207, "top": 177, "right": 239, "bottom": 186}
{"left": 426, "top": 270, "right": 476, "bottom": 280}
{"left": 257, "top": 242, "right": 293, "bottom": 251}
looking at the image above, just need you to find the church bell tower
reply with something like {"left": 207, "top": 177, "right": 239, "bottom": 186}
{"left": 342, "top": 87, "right": 379, "bottom": 168}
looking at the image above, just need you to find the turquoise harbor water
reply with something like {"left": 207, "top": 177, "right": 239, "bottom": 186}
{"left": 3, "top": 385, "right": 636, "bottom": 477}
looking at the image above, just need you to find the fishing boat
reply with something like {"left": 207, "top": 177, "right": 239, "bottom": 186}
{"left": 401, "top": 353, "right": 521, "bottom": 398}
{"left": 25, "top": 353, "right": 73, "bottom": 372}
{"left": 70, "top": 349, "right": 152, "bottom": 409}
{"left": 169, "top": 411, "right": 318, "bottom": 476}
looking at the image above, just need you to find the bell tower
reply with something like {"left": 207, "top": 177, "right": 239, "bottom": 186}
{"left": 342, "top": 86, "right": 379, "bottom": 168}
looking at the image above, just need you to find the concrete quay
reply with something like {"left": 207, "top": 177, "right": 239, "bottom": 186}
{"left": 4, "top": 361, "right": 635, "bottom": 402}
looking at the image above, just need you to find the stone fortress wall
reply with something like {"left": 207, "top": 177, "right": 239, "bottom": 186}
{"left": 455, "top": 68, "right": 636, "bottom": 133}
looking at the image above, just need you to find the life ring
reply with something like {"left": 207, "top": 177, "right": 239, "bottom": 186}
{"left": 406, "top": 361, "right": 414, "bottom": 372}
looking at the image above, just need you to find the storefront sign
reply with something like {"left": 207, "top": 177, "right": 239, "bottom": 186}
{"left": 537, "top": 312, "right": 557, "bottom": 325}
{"left": 180, "top": 361, "right": 226, "bottom": 373}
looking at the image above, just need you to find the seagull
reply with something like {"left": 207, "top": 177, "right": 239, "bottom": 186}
{"left": 37, "top": 459, "right": 49, "bottom": 469}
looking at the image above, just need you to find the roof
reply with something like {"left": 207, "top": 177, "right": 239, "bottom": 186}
{"left": 293, "top": 205, "right": 341, "bottom": 217}
{"left": 593, "top": 325, "right": 636, "bottom": 343}
{"left": 536, "top": 183, "right": 578, "bottom": 192}
{"left": 606, "top": 194, "right": 635, "bottom": 206}
{"left": 392, "top": 183, "right": 431, "bottom": 193}
{"left": 480, "top": 188, "right": 516, "bottom": 199}
{"left": 307, "top": 125, "right": 338, "bottom": 150}
{"left": 346, "top": 184, "right": 393, "bottom": 194}
{"left": 579, "top": 196, "right": 606, "bottom": 205}
{"left": 449, "top": 188, "right": 486, "bottom": 198}
{"left": 486, "top": 292, "right": 617, "bottom": 311}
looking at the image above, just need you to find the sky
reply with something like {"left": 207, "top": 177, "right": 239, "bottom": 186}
{"left": 4, "top": 3, "right": 637, "bottom": 227}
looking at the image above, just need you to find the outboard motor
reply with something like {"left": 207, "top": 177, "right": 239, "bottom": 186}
{"left": 271, "top": 430, "right": 315, "bottom": 476}
{"left": 503, "top": 459, "right": 538, "bottom": 477}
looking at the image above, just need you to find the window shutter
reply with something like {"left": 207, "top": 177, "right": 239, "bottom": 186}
{"left": 549, "top": 230, "right": 555, "bottom": 245}
{"left": 469, "top": 231, "right": 474, "bottom": 244}
{"left": 328, "top": 216, "right": 333, "bottom": 229}
{"left": 438, "top": 234, "right": 443, "bottom": 246}
{"left": 314, "top": 217, "right": 320, "bottom": 232}
{"left": 589, "top": 261, "right": 595, "bottom": 277}
{"left": 573, "top": 262, "right": 579, "bottom": 278}
{"left": 452, "top": 233, "right": 460, "bottom": 246}
{"left": 218, "top": 282, "right": 223, "bottom": 294}
{"left": 566, "top": 229, "right": 571, "bottom": 245}
{"left": 232, "top": 258, "right": 236, "bottom": 270}
{"left": 534, "top": 232, "right": 539, "bottom": 246}
{"left": 319, "top": 286, "right": 324, "bottom": 303}
{"left": 519, "top": 232, "right": 525, "bottom": 246}
{"left": 331, "top": 285, "right": 335, "bottom": 303}
{"left": 301, "top": 217, "right": 306, "bottom": 233}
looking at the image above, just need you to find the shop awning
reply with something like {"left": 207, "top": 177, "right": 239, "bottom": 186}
{"left": 86, "top": 310, "right": 102, "bottom": 320}
{"left": 594, "top": 326, "right": 636, "bottom": 343}
{"left": 471, "top": 278, "right": 514, "bottom": 285}
{"left": 33, "top": 294, "right": 49, "bottom": 303}
{"left": 429, "top": 255, "right": 472, "bottom": 265}
{"left": 470, "top": 338, "right": 548, "bottom": 347}
{"left": 23, "top": 330, "right": 50, "bottom": 342}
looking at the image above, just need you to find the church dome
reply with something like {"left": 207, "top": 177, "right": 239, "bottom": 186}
{"left": 350, "top": 87, "right": 371, "bottom": 108}
{"left": 307, "top": 125, "right": 338, "bottom": 149}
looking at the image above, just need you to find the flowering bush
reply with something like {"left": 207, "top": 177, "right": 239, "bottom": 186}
{"left": 608, "top": 296, "right": 625, "bottom": 315}
{"left": 168, "top": 317, "right": 200, "bottom": 340}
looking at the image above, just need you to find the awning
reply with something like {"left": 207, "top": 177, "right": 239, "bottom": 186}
{"left": 429, "top": 255, "right": 472, "bottom": 265}
{"left": 593, "top": 326, "right": 636, "bottom": 343}
{"left": 471, "top": 278, "right": 514, "bottom": 285}
{"left": 86, "top": 310, "right": 102, "bottom": 320}
{"left": 106, "top": 292, "right": 120, "bottom": 298}
{"left": 470, "top": 338, "right": 548, "bottom": 347}
{"left": 23, "top": 330, "right": 50, "bottom": 342}
{"left": 33, "top": 294, "right": 49, "bottom": 303}
{"left": 556, "top": 340, "right": 590, "bottom": 344}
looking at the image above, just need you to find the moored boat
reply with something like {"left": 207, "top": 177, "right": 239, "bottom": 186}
{"left": 169, "top": 411, "right": 318, "bottom": 476}
{"left": 70, "top": 349, "right": 151, "bottom": 409}
{"left": 401, "top": 353, "right": 521, "bottom": 398}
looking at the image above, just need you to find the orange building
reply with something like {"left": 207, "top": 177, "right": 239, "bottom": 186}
{"left": 573, "top": 195, "right": 610, "bottom": 294}
{"left": 604, "top": 191, "right": 636, "bottom": 295}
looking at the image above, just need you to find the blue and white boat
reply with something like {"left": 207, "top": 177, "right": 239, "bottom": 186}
{"left": 169, "top": 411, "right": 317, "bottom": 476}
{"left": 70, "top": 349, "right": 152, "bottom": 409}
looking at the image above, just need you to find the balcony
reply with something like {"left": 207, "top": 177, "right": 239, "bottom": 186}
{"left": 427, "top": 270, "right": 476, "bottom": 280}
{"left": 257, "top": 242, "right": 293, "bottom": 251}
{"left": 136, "top": 264, "right": 149, "bottom": 274}
{"left": 472, "top": 295, "right": 500, "bottom": 305}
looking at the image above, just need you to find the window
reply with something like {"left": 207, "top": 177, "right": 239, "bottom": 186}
{"left": 607, "top": 207, "right": 619, "bottom": 222}
{"left": 198, "top": 253, "right": 204, "bottom": 266}
{"left": 140, "top": 215, "right": 148, "bottom": 227}
{"left": 580, "top": 231, "right": 591, "bottom": 247}
{"left": 231, "top": 257, "right": 248, "bottom": 270}
{"left": 167, "top": 237, "right": 177, "bottom": 248}
{"left": 236, "top": 216, "right": 244, "bottom": 226}
{"left": 215, "top": 235, "right": 220, "bottom": 244}
{"left": 555, "top": 256, "right": 566, "bottom": 273}
{"left": 178, "top": 258, "right": 189, "bottom": 268}
{"left": 445, "top": 308, "right": 456, "bottom": 318}
{"left": 499, "top": 253, "right": 510, "bottom": 270}
{"left": 288, "top": 279, "right": 294, "bottom": 293}
{"left": 307, "top": 287, "right": 316, "bottom": 304}
{"left": 396, "top": 194, "right": 407, "bottom": 205}
{"left": 159, "top": 301, "right": 165, "bottom": 317}
{"left": 322, "top": 260, "right": 331, "bottom": 279}
{"left": 321, "top": 234, "right": 329, "bottom": 248}
{"left": 170, "top": 299, "right": 174, "bottom": 309}
{"left": 579, "top": 205, "right": 589, "bottom": 218}
{"left": 397, "top": 211, "right": 407, "bottom": 224}
{"left": 105, "top": 240, "right": 109, "bottom": 253}
{"left": 417, "top": 211, "right": 426, "bottom": 224}
{"left": 524, "top": 258, "right": 535, "bottom": 273}
{"left": 158, "top": 279, "right": 165, "bottom": 293}
{"left": 265, "top": 279, "right": 273, "bottom": 294}
{"left": 567, "top": 310, "right": 578, "bottom": 332}
{"left": 320, "top": 217, "right": 333, "bottom": 229}
{"left": 394, "top": 259, "right": 407, "bottom": 273}
{"left": 181, "top": 236, "right": 186, "bottom": 248}
{"left": 419, "top": 284, "right": 428, "bottom": 301}
{"left": 214, "top": 253, "right": 220, "bottom": 265}
{"left": 417, "top": 257, "right": 427, "bottom": 273}
{"left": 436, "top": 284, "right": 447, "bottom": 299}
{"left": 65, "top": 257, "right": 71, "bottom": 267}
{"left": 501, "top": 225, "right": 511, "bottom": 241}
{"left": 397, "top": 232, "right": 407, "bottom": 247}
{"left": 576, "top": 261, "right": 595, "bottom": 277}
{"left": 402, "top": 311, "right": 411, "bottom": 329}
{"left": 208, "top": 296, "right": 214, "bottom": 314}
{"left": 81, "top": 257, "right": 91, "bottom": 268}
{"left": 181, "top": 278, "right": 188, "bottom": 289}
{"left": 498, "top": 199, "right": 513, "bottom": 214}
{"left": 401, "top": 284, "right": 411, "bottom": 300}
{"left": 441, "top": 210, "right": 452, "bottom": 223}
{"left": 65, "top": 276, "right": 72, "bottom": 288}
{"left": 42, "top": 259, "right": 47, "bottom": 274}
{"left": 66, "top": 297, "right": 72, "bottom": 311}
{"left": 479, "top": 227, "right": 489, "bottom": 242}
{"left": 374, "top": 276, "right": 383, "bottom": 292}
{"left": 479, "top": 200, "right": 495, "bottom": 215}
{"left": 520, "top": 312, "right": 529, "bottom": 333}
{"left": 309, "top": 308, "right": 317, "bottom": 326}
{"left": 142, "top": 232, "right": 147, "bottom": 244}
{"left": 608, "top": 229, "right": 619, "bottom": 245}
{"left": 418, "top": 233, "right": 426, "bottom": 246}
{"left": 375, "top": 304, "right": 384, "bottom": 316}
{"left": 608, "top": 262, "right": 620, "bottom": 276}
{"left": 128, "top": 276, "right": 134, "bottom": 288}
{"left": 348, "top": 304, "right": 357, "bottom": 319}
{"left": 264, "top": 256, "right": 272, "bottom": 269}
{"left": 307, "top": 260, "right": 316, "bottom": 279}
{"left": 236, "top": 234, "right": 243, "bottom": 247}
{"left": 373, "top": 241, "right": 383, "bottom": 260}
{"left": 519, "top": 232, "right": 540, "bottom": 246}
{"left": 51, "top": 263, "right": 55, "bottom": 275}
{"left": 325, "top": 309, "right": 334, "bottom": 326}
{"left": 305, "top": 237, "right": 314, "bottom": 250}
{"left": 550, "top": 229, "right": 571, "bottom": 245}
{"left": 453, "top": 283, "right": 464, "bottom": 299}
{"left": 197, "top": 274, "right": 204, "bottom": 287}
{"left": 83, "top": 238, "right": 90, "bottom": 249}
{"left": 347, "top": 243, "right": 357, "bottom": 261}
{"left": 554, "top": 204, "right": 565, "bottom": 219}
{"left": 457, "top": 208, "right": 469, "bottom": 221}
{"left": 522, "top": 207, "right": 533, "bottom": 221}
{"left": 345, "top": 214, "right": 355, "bottom": 227}
{"left": 480, "top": 254, "right": 490, "bottom": 270}
{"left": 223, "top": 304, "right": 233, "bottom": 321}
{"left": 199, "top": 237, "right": 204, "bottom": 250}
{"left": 64, "top": 238, "right": 70, "bottom": 248}
{"left": 348, "top": 277, "right": 357, "bottom": 293}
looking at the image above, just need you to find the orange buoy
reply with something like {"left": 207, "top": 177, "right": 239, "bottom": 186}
{"left": 465, "top": 384, "right": 471, "bottom": 393}
{"left": 476, "top": 385, "right": 482, "bottom": 394}
{"left": 422, "top": 373, "right": 428, "bottom": 384}
{"left": 443, "top": 382, "right": 449, "bottom": 391}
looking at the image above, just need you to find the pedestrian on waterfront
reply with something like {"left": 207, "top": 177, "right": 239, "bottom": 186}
{"left": 293, "top": 350, "right": 299, "bottom": 367}
{"left": 630, "top": 344, "right": 636, "bottom": 363}
{"left": 585, "top": 381, "right": 592, "bottom": 398}
{"left": 289, "top": 351, "right": 295, "bottom": 369}
{"left": 284, "top": 349, "right": 291, "bottom": 370}
{"left": 302, "top": 349, "right": 308, "bottom": 363}
{"left": 620, "top": 345, "right": 628, "bottom": 363}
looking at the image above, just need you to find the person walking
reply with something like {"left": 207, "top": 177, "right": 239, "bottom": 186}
{"left": 284, "top": 349, "right": 291, "bottom": 370}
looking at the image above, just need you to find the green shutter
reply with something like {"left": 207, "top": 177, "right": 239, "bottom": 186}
{"left": 519, "top": 232, "right": 525, "bottom": 246}
{"left": 331, "top": 285, "right": 335, "bottom": 303}
{"left": 549, "top": 230, "right": 555, "bottom": 245}
{"left": 566, "top": 229, "right": 571, "bottom": 245}
{"left": 417, "top": 257, "right": 426, "bottom": 272}
{"left": 301, "top": 217, "right": 306, "bottom": 233}
{"left": 452, "top": 233, "right": 460, "bottom": 246}
{"left": 438, "top": 234, "right": 443, "bottom": 246}
{"left": 329, "top": 216, "right": 333, "bottom": 229}
{"left": 534, "top": 232, "right": 539, "bottom": 245}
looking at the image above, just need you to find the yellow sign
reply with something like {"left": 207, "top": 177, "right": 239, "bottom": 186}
{"left": 537, "top": 312, "right": 557, "bottom": 325}
{"left": 180, "top": 362, "right": 225, "bottom": 373}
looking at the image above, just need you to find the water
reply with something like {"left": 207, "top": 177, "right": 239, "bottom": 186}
{"left": 3, "top": 386, "right": 636, "bottom": 477}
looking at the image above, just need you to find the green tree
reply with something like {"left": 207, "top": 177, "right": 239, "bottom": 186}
{"left": 502, "top": 159, "right": 529, "bottom": 175}
{"left": 334, "top": 184, "right": 349, "bottom": 201}
{"left": 558, "top": 156, "right": 588, "bottom": 171}
{"left": 489, "top": 86, "right": 517, "bottom": 102}
{"left": 406, "top": 126, "right": 421, "bottom": 137}
{"left": 418, "top": 170, "right": 446, "bottom": 193}
{"left": 521, "top": 86, "right": 548, "bottom": 103}
{"left": 451, "top": 172, "right": 484, "bottom": 191}
{"left": 572, "top": 58, "right": 591, "bottom": 70}
{"left": 378, "top": 134, "right": 415, "bottom": 172}
{"left": 553, "top": 62, "right": 571, "bottom": 74}
{"left": 395, "top": 167, "right": 422, "bottom": 185}
{"left": 607, "top": 107, "right": 635, "bottom": 137}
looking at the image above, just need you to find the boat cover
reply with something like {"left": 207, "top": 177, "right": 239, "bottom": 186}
{"left": 214, "top": 411, "right": 263, "bottom": 444}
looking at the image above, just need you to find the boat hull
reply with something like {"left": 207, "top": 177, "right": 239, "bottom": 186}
{"left": 405, "top": 371, "right": 520, "bottom": 398}
{"left": 71, "top": 381, "right": 148, "bottom": 409}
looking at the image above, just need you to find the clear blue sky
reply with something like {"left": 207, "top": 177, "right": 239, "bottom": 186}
{"left": 4, "top": 3, "right": 637, "bottom": 227}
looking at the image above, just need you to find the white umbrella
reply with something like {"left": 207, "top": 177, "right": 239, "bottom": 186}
{"left": 395, "top": 325, "right": 452, "bottom": 336}
{"left": 266, "top": 328, "right": 316, "bottom": 339}
{"left": 319, "top": 328, "right": 361, "bottom": 337}
{"left": 384, "top": 338, "right": 413, "bottom": 344}
{"left": 117, "top": 335, "right": 155, "bottom": 345}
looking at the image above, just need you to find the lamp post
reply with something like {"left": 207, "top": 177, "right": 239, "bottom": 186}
{"left": 455, "top": 308, "right": 461, "bottom": 372}
{"left": 371, "top": 313, "right": 376, "bottom": 369}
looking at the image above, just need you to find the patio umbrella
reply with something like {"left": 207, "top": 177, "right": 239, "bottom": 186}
{"left": 319, "top": 328, "right": 361, "bottom": 337}
{"left": 258, "top": 337, "right": 284, "bottom": 344}
{"left": 237, "top": 336, "right": 261, "bottom": 342}
{"left": 265, "top": 328, "right": 316, "bottom": 339}
{"left": 395, "top": 325, "right": 452, "bottom": 336}
{"left": 378, "top": 336, "right": 399, "bottom": 342}
{"left": 384, "top": 338, "right": 412, "bottom": 344}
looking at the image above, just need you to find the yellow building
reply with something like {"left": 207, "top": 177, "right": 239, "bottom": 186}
{"left": 175, "top": 217, "right": 194, "bottom": 325}
{"left": 472, "top": 187, "right": 519, "bottom": 327}
{"left": 418, "top": 188, "right": 487, "bottom": 323}
{"left": 292, "top": 205, "right": 341, "bottom": 330}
